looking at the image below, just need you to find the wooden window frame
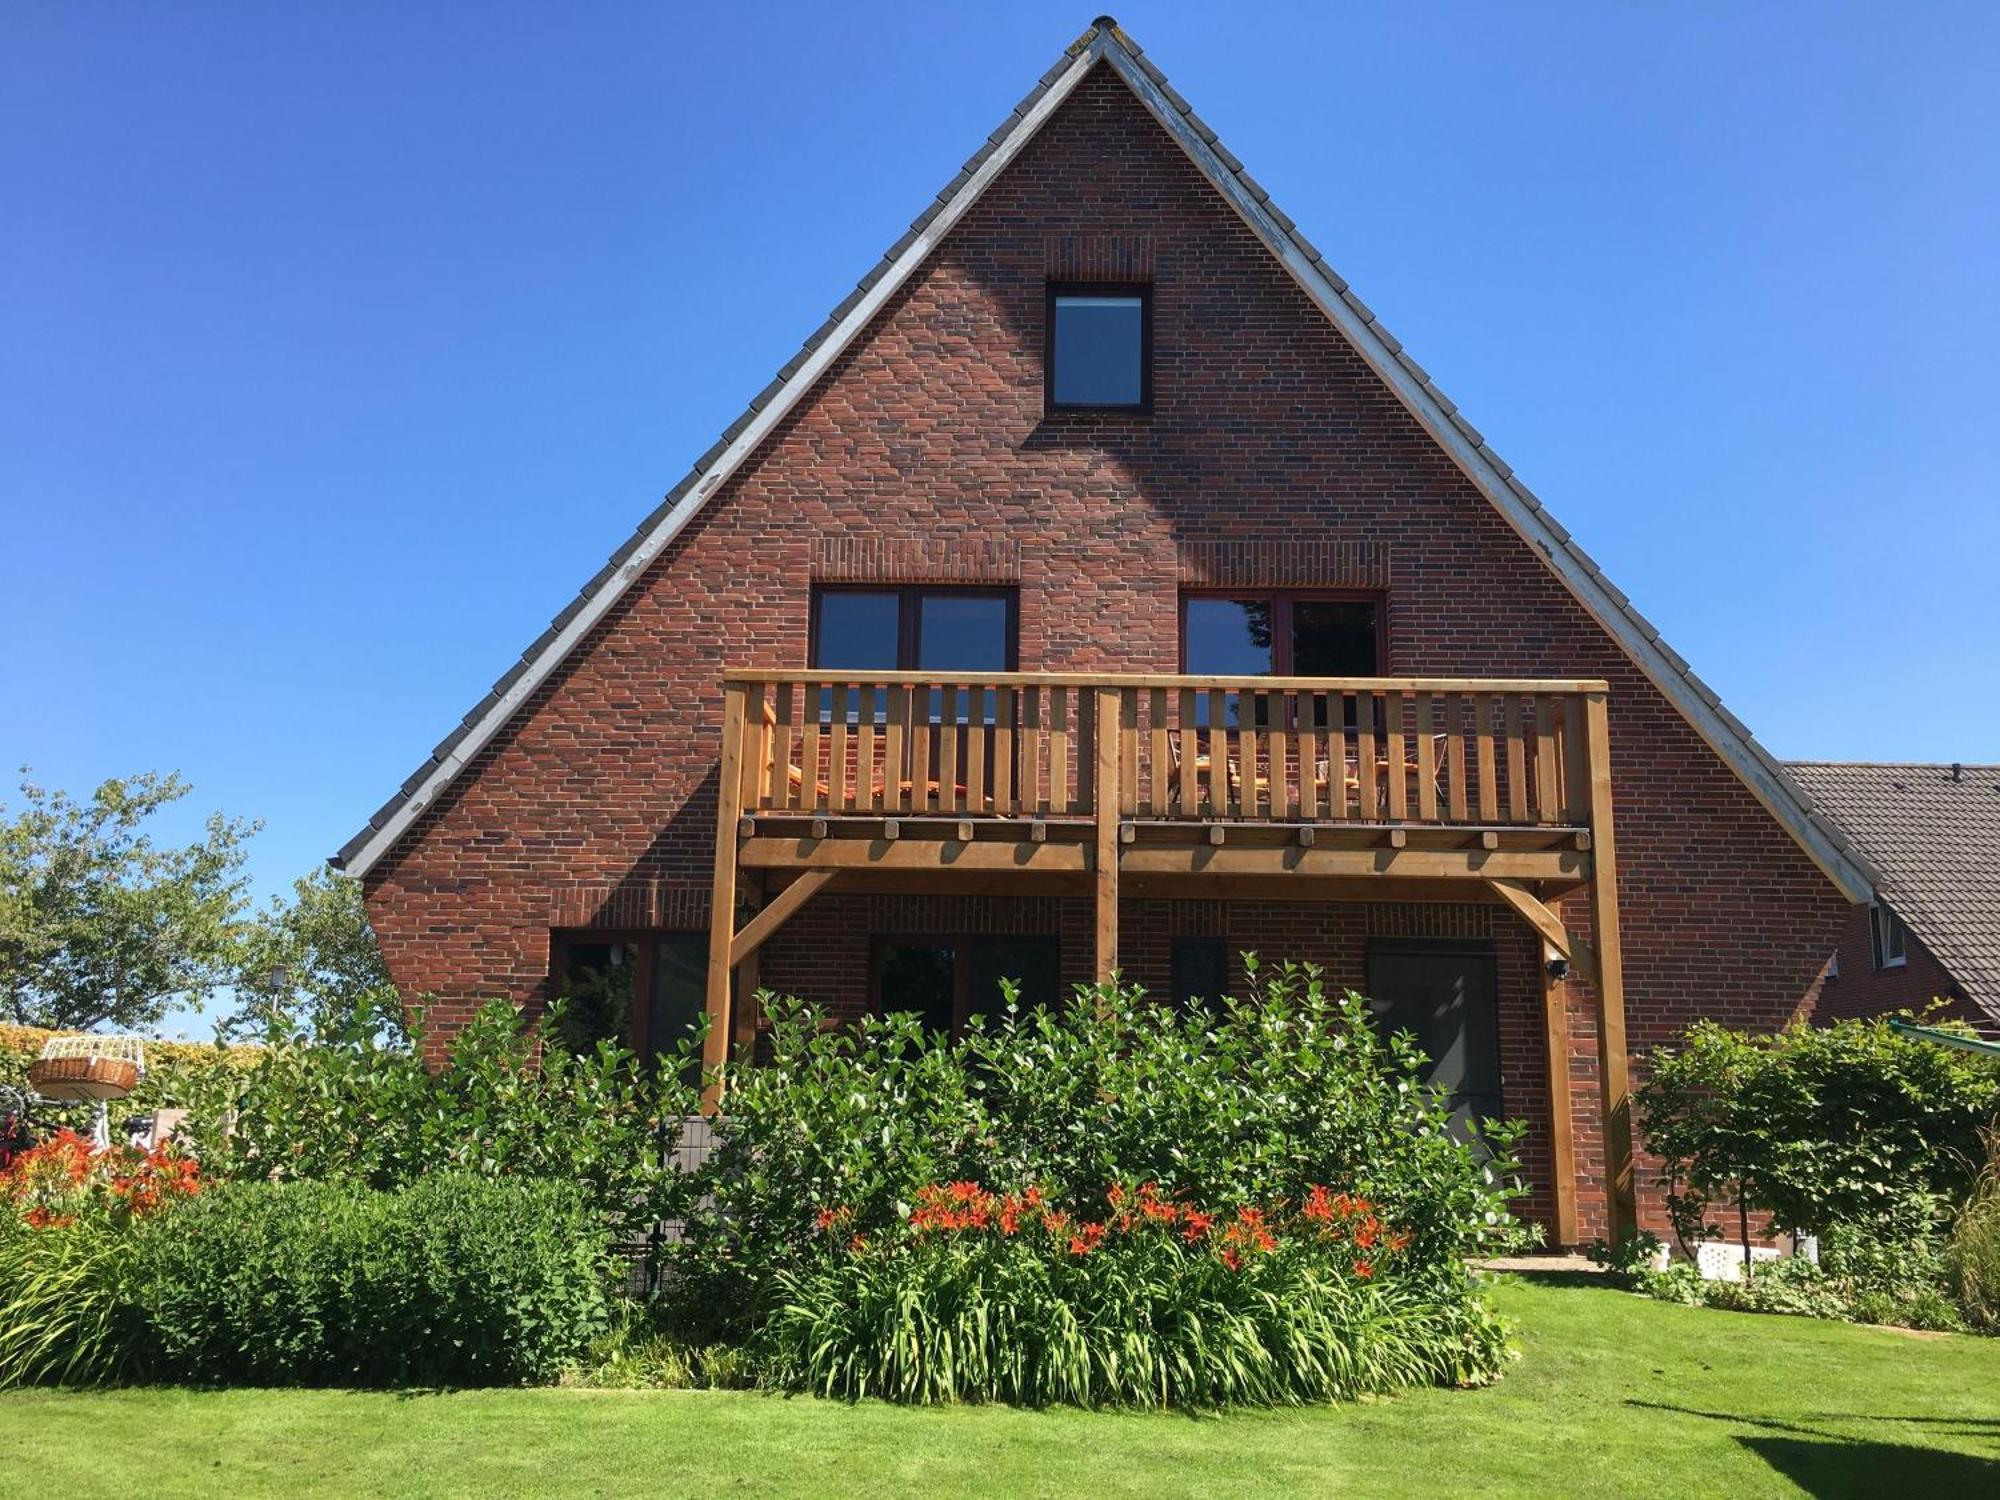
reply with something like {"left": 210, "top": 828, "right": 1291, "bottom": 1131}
{"left": 809, "top": 585, "right": 1020, "bottom": 673}
{"left": 1045, "top": 282, "right": 1154, "bottom": 416}
{"left": 869, "top": 932, "right": 1062, "bottom": 1036}
{"left": 549, "top": 928, "right": 706, "bottom": 1059}
{"left": 1177, "top": 587, "right": 1387, "bottom": 676}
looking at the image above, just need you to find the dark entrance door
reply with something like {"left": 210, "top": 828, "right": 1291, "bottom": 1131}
{"left": 1364, "top": 938, "right": 1503, "bottom": 1134}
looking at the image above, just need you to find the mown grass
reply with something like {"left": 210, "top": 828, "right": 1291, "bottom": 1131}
{"left": 1, "top": 1276, "right": 1995, "bottom": 1498}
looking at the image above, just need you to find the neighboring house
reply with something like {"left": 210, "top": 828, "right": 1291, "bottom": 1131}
{"left": 1786, "top": 762, "right": 2000, "bottom": 1036}
{"left": 332, "top": 19, "right": 1878, "bottom": 1246}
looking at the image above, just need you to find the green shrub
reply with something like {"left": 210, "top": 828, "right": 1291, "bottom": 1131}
{"left": 184, "top": 997, "right": 703, "bottom": 1246}
{"left": 125, "top": 1175, "right": 612, "bottom": 1386}
{"left": 1637, "top": 1013, "right": 1999, "bottom": 1259}
{"left": 681, "top": 963, "right": 1528, "bottom": 1354}
{"left": 763, "top": 1181, "right": 1506, "bottom": 1407}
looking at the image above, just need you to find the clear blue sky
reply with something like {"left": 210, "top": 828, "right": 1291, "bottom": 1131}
{"left": 5, "top": 2, "right": 1997, "bottom": 1025}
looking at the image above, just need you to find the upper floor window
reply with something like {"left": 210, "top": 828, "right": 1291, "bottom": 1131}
{"left": 811, "top": 585, "right": 1017, "bottom": 672}
{"left": 1046, "top": 284, "right": 1151, "bottom": 413}
{"left": 1870, "top": 903, "right": 1907, "bottom": 970}
{"left": 1181, "top": 591, "right": 1381, "bottom": 678}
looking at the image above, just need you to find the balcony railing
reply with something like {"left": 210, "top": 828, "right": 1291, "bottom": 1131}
{"left": 723, "top": 672, "right": 1605, "bottom": 830}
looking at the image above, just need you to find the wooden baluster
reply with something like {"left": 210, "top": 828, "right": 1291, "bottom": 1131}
{"left": 738, "top": 683, "right": 767, "bottom": 811}
{"left": 1206, "top": 689, "right": 1227, "bottom": 817}
{"left": 1445, "top": 693, "right": 1469, "bottom": 822}
{"left": 1023, "top": 684, "right": 1045, "bottom": 814}
{"left": 771, "top": 681, "right": 796, "bottom": 812}
{"left": 1356, "top": 692, "right": 1379, "bottom": 820}
{"left": 883, "top": 684, "right": 908, "bottom": 815}
{"left": 1267, "top": 690, "right": 1289, "bottom": 819}
{"left": 856, "top": 684, "right": 877, "bottom": 813}
{"left": 994, "top": 686, "right": 1015, "bottom": 815}
{"left": 1050, "top": 685, "right": 1071, "bottom": 815}
{"left": 1325, "top": 695, "right": 1348, "bottom": 819}
{"left": 1119, "top": 688, "right": 1138, "bottom": 816}
{"left": 1149, "top": 687, "right": 1169, "bottom": 817}
{"left": 1535, "top": 695, "right": 1560, "bottom": 824}
{"left": 909, "top": 686, "right": 932, "bottom": 815}
{"left": 1298, "top": 692, "right": 1321, "bottom": 820}
{"left": 1506, "top": 695, "right": 1530, "bottom": 823}
{"left": 1476, "top": 695, "right": 1499, "bottom": 822}
{"left": 966, "top": 684, "right": 988, "bottom": 816}
{"left": 1177, "top": 688, "right": 1199, "bottom": 819}
{"left": 828, "top": 684, "right": 850, "bottom": 812}
{"left": 1385, "top": 693, "right": 1408, "bottom": 821}
{"left": 937, "top": 683, "right": 959, "bottom": 815}
{"left": 801, "top": 686, "right": 824, "bottom": 812}
{"left": 1416, "top": 692, "right": 1438, "bottom": 822}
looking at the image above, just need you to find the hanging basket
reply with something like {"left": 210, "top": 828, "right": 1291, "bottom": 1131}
{"left": 27, "top": 1054, "right": 141, "bottom": 1102}
{"left": 27, "top": 1036, "right": 145, "bottom": 1103}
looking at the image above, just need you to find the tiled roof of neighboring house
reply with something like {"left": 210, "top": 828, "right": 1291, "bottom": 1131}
{"left": 331, "top": 17, "right": 1877, "bottom": 901}
{"left": 1785, "top": 761, "right": 2000, "bottom": 1021}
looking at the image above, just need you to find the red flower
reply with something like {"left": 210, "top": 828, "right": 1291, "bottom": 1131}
{"left": 1353, "top": 1259, "right": 1374, "bottom": 1280}
{"left": 1066, "top": 1222, "right": 1107, "bottom": 1257}
{"left": 1179, "top": 1208, "right": 1215, "bottom": 1243}
{"left": 1353, "top": 1216, "right": 1381, "bottom": 1250}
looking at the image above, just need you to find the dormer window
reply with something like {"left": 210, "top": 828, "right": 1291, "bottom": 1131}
{"left": 1046, "top": 284, "right": 1151, "bottom": 413}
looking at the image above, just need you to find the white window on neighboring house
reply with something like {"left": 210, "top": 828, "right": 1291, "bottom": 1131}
{"left": 1870, "top": 903, "right": 1908, "bottom": 970}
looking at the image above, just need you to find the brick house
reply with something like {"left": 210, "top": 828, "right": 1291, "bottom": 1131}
{"left": 1786, "top": 761, "right": 1999, "bottom": 1036}
{"left": 332, "top": 18, "right": 1880, "bottom": 1246}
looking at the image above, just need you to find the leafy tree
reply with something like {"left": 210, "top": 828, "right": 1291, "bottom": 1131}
{"left": 0, "top": 771, "right": 255, "bottom": 1031}
{"left": 223, "top": 867, "right": 404, "bottom": 1045}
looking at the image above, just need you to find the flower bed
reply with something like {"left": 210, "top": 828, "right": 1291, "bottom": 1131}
{"left": 766, "top": 1177, "right": 1505, "bottom": 1407}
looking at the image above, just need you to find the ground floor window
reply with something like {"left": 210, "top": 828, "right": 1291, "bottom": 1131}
{"left": 872, "top": 934, "right": 1061, "bottom": 1038}
{"left": 549, "top": 931, "right": 707, "bottom": 1079}
{"left": 1363, "top": 937, "right": 1502, "bottom": 1135}
{"left": 1170, "top": 936, "right": 1229, "bottom": 1009}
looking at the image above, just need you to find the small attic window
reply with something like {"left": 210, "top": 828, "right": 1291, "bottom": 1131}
{"left": 1046, "top": 284, "right": 1150, "bottom": 412}
{"left": 1870, "top": 903, "right": 1907, "bottom": 970}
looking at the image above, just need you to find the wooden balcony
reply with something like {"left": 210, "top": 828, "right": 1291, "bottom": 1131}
{"left": 702, "top": 670, "right": 1635, "bottom": 1240}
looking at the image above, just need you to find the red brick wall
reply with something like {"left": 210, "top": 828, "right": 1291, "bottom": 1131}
{"left": 360, "top": 65, "right": 1852, "bottom": 1242}
{"left": 1817, "top": 908, "right": 1983, "bottom": 1031}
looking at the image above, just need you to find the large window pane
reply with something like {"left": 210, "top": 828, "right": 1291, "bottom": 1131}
{"left": 917, "top": 594, "right": 1011, "bottom": 672}
{"left": 549, "top": 940, "right": 636, "bottom": 1056}
{"left": 1183, "top": 598, "right": 1273, "bottom": 675}
{"left": 1051, "top": 293, "right": 1145, "bottom": 407}
{"left": 648, "top": 934, "right": 707, "bottom": 1085}
{"left": 1291, "top": 600, "right": 1377, "bottom": 677}
{"left": 878, "top": 943, "right": 957, "bottom": 1038}
{"left": 964, "top": 935, "right": 1061, "bottom": 1027}
{"left": 813, "top": 591, "right": 900, "bottom": 670}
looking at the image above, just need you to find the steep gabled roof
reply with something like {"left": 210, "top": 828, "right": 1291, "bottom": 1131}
{"left": 334, "top": 16, "right": 1876, "bottom": 901}
{"left": 1785, "top": 761, "right": 2000, "bottom": 1020}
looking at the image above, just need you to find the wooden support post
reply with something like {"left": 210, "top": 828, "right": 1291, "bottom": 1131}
{"left": 1583, "top": 690, "right": 1637, "bottom": 1241}
{"left": 1539, "top": 939, "right": 1581, "bottom": 1247}
{"left": 701, "top": 681, "right": 749, "bottom": 1113}
{"left": 1093, "top": 686, "right": 1121, "bottom": 987}
{"left": 733, "top": 874, "right": 765, "bottom": 1057}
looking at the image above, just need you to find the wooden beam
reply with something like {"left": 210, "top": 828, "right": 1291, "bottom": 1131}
{"left": 1122, "top": 873, "right": 1517, "bottom": 905}
{"left": 727, "top": 869, "right": 837, "bottom": 967}
{"left": 1118, "top": 846, "right": 1587, "bottom": 881}
{"left": 1484, "top": 879, "right": 1597, "bottom": 989}
{"left": 701, "top": 681, "right": 749, "bottom": 1113}
{"left": 1583, "top": 691, "right": 1637, "bottom": 1241}
{"left": 1540, "top": 940, "right": 1581, "bottom": 1247}
{"left": 739, "top": 837, "right": 1089, "bottom": 872}
{"left": 1094, "top": 686, "right": 1121, "bottom": 984}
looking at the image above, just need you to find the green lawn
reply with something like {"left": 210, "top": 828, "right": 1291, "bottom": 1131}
{"left": 2, "top": 1275, "right": 1995, "bottom": 1498}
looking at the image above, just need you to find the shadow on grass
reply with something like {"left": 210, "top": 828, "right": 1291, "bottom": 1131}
{"left": 1628, "top": 1400, "right": 2000, "bottom": 1496}
{"left": 1740, "top": 1436, "right": 1999, "bottom": 1497}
